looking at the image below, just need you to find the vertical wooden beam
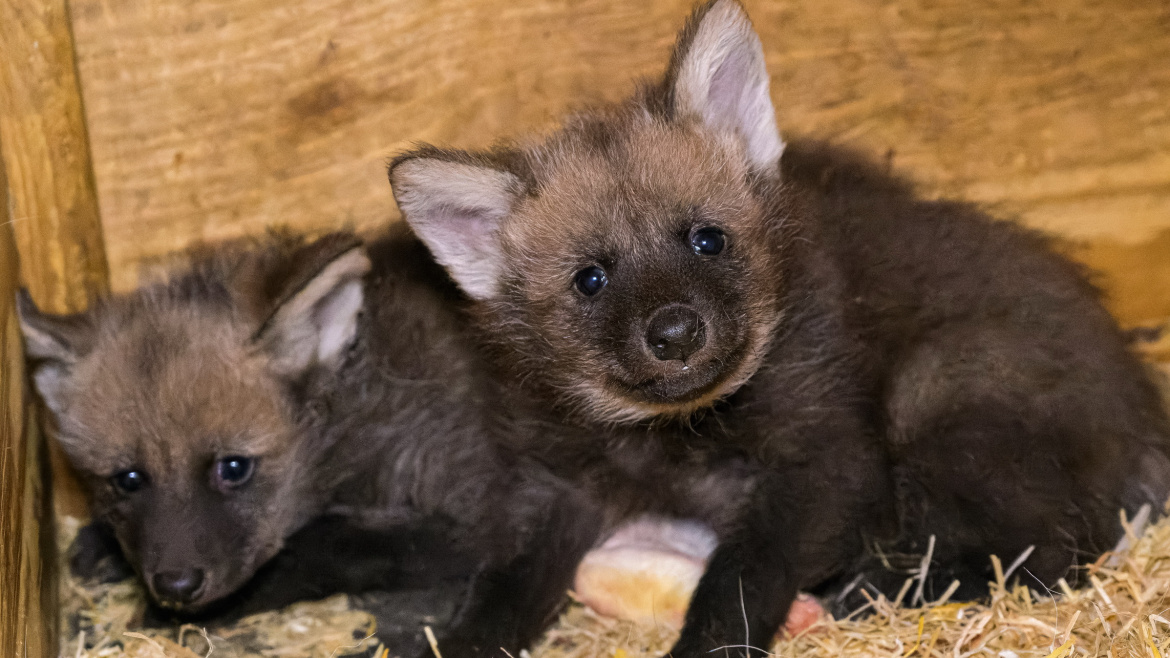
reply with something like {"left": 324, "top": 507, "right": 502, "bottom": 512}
{"left": 0, "top": 164, "right": 56, "bottom": 658}
{"left": 1, "top": 0, "right": 109, "bottom": 653}
{"left": 0, "top": 0, "right": 111, "bottom": 523}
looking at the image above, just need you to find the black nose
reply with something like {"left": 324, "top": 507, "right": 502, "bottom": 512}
{"left": 645, "top": 304, "right": 706, "bottom": 361}
{"left": 153, "top": 568, "right": 205, "bottom": 604}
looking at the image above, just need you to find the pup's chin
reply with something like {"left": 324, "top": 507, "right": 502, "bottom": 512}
{"left": 148, "top": 571, "right": 257, "bottom": 617}
{"left": 148, "top": 558, "right": 268, "bottom": 614}
{"left": 151, "top": 582, "right": 230, "bottom": 613}
{"left": 571, "top": 340, "right": 768, "bottom": 424}
{"left": 632, "top": 360, "right": 728, "bottom": 406}
{"left": 599, "top": 350, "right": 751, "bottom": 421}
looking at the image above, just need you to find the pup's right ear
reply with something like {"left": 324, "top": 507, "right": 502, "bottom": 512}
{"left": 389, "top": 153, "right": 523, "bottom": 300}
{"left": 16, "top": 290, "right": 94, "bottom": 415}
{"left": 249, "top": 235, "right": 372, "bottom": 379}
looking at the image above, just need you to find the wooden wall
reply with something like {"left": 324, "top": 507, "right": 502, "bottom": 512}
{"left": 0, "top": 174, "right": 55, "bottom": 658}
{"left": 64, "top": 0, "right": 1170, "bottom": 328}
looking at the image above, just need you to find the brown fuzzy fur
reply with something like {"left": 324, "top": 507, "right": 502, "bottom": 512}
{"left": 389, "top": 1, "right": 1170, "bottom": 656}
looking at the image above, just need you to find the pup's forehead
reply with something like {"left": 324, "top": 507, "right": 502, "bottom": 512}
{"left": 510, "top": 118, "right": 754, "bottom": 253}
{"left": 85, "top": 307, "right": 252, "bottom": 390}
{"left": 63, "top": 310, "right": 290, "bottom": 470}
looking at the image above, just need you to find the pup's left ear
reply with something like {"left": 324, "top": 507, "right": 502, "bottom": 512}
{"left": 251, "top": 235, "right": 371, "bottom": 378}
{"left": 666, "top": 0, "right": 784, "bottom": 174}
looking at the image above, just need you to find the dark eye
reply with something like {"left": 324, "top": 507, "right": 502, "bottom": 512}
{"left": 574, "top": 266, "right": 609, "bottom": 297}
{"left": 112, "top": 470, "right": 148, "bottom": 494}
{"left": 216, "top": 456, "right": 255, "bottom": 487}
{"left": 689, "top": 227, "right": 726, "bottom": 256}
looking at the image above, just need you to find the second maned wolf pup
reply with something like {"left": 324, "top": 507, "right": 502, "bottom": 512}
{"left": 19, "top": 227, "right": 599, "bottom": 656}
{"left": 390, "top": 0, "right": 1170, "bottom": 654}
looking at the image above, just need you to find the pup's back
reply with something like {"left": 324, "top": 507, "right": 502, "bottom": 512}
{"left": 776, "top": 139, "right": 1170, "bottom": 596}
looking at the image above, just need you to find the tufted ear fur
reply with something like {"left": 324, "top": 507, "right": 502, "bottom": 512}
{"left": 389, "top": 156, "right": 522, "bottom": 301}
{"left": 16, "top": 289, "right": 95, "bottom": 416}
{"left": 250, "top": 237, "right": 372, "bottom": 378}
{"left": 666, "top": 0, "right": 784, "bottom": 174}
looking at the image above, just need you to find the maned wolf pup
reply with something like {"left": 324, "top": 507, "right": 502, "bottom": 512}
{"left": 18, "top": 227, "right": 590, "bottom": 655}
{"left": 390, "top": 0, "right": 1170, "bottom": 653}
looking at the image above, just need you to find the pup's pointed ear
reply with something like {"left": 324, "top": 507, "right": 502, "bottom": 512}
{"left": 389, "top": 154, "right": 522, "bottom": 300}
{"left": 667, "top": 0, "right": 784, "bottom": 174}
{"left": 251, "top": 236, "right": 371, "bottom": 378}
{"left": 16, "top": 289, "right": 95, "bottom": 415}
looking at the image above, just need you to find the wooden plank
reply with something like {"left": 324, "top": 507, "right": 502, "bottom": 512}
{"left": 0, "top": 0, "right": 111, "bottom": 521}
{"left": 66, "top": 0, "right": 1170, "bottom": 324}
{"left": 1, "top": 0, "right": 110, "bottom": 310}
{"left": 0, "top": 165, "right": 56, "bottom": 658}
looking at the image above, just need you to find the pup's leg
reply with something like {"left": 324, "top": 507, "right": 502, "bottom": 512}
{"left": 432, "top": 479, "right": 605, "bottom": 658}
{"left": 666, "top": 475, "right": 799, "bottom": 658}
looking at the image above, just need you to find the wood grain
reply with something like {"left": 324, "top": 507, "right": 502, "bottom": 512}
{"left": 0, "top": 167, "right": 55, "bottom": 658}
{"left": 65, "top": 0, "right": 1170, "bottom": 325}
{"left": 1, "top": 0, "right": 110, "bottom": 311}
{"left": 1, "top": 0, "right": 110, "bottom": 524}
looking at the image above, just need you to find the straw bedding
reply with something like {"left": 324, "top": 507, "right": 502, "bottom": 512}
{"left": 57, "top": 500, "right": 1170, "bottom": 658}
{"left": 58, "top": 363, "right": 1170, "bottom": 658}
